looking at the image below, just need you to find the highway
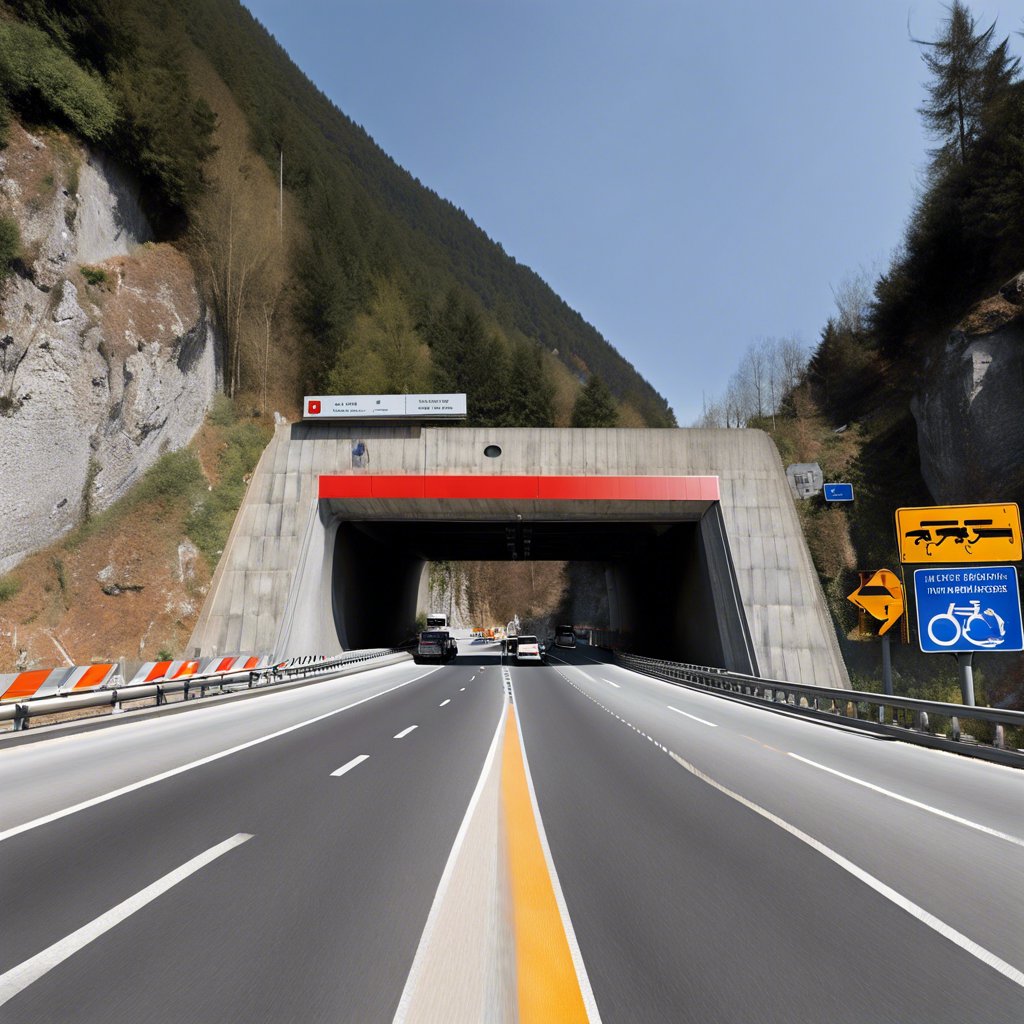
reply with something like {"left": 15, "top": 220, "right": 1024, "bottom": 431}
{"left": 2, "top": 644, "right": 1022, "bottom": 1021}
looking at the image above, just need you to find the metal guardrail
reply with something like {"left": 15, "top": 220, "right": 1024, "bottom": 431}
{"left": 0, "top": 648, "right": 408, "bottom": 732}
{"left": 615, "top": 652, "right": 1024, "bottom": 768}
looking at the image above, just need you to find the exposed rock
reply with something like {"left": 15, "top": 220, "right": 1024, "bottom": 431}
{"left": 911, "top": 320, "right": 1024, "bottom": 504}
{"left": 101, "top": 582, "right": 144, "bottom": 597}
{"left": 0, "top": 122, "right": 220, "bottom": 574}
{"left": 177, "top": 540, "right": 199, "bottom": 583}
{"left": 998, "top": 270, "right": 1024, "bottom": 305}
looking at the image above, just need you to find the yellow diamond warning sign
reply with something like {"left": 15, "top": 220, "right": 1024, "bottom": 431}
{"left": 895, "top": 503, "right": 1021, "bottom": 564}
{"left": 848, "top": 569, "right": 904, "bottom": 636}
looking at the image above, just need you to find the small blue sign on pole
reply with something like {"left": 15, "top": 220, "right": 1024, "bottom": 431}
{"left": 913, "top": 566, "right": 1024, "bottom": 653}
{"left": 824, "top": 483, "right": 854, "bottom": 502}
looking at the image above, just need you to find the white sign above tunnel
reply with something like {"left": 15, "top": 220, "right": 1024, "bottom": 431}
{"left": 303, "top": 394, "right": 467, "bottom": 420}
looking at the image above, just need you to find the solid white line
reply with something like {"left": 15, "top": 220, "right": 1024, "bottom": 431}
{"left": 331, "top": 754, "right": 369, "bottom": 777}
{"left": 603, "top": 679, "right": 621, "bottom": 689}
{"left": 511, "top": 684, "right": 604, "bottom": 1023}
{"left": 439, "top": 699, "right": 451, "bottom": 707}
{"left": 667, "top": 706, "right": 718, "bottom": 727}
{"left": 0, "top": 668, "right": 439, "bottom": 844}
{"left": 392, "top": 705, "right": 506, "bottom": 1023}
{"left": 0, "top": 833, "right": 252, "bottom": 1007}
{"left": 668, "top": 749, "right": 1024, "bottom": 990}
{"left": 394, "top": 725, "right": 418, "bottom": 740}
{"left": 788, "top": 753, "right": 1024, "bottom": 849}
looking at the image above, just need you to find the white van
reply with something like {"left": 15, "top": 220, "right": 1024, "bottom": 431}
{"left": 515, "top": 636, "right": 542, "bottom": 663}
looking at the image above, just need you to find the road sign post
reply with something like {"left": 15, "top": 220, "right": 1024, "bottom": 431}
{"left": 881, "top": 633, "right": 893, "bottom": 698}
{"left": 957, "top": 652, "right": 975, "bottom": 707}
{"left": 912, "top": 566, "right": 1023, "bottom": 707}
{"left": 896, "top": 504, "right": 1021, "bottom": 564}
{"left": 824, "top": 483, "right": 854, "bottom": 502}
{"left": 848, "top": 569, "right": 904, "bottom": 697}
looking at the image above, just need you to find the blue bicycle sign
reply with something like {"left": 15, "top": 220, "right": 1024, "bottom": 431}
{"left": 914, "top": 566, "right": 1023, "bottom": 654}
{"left": 925, "top": 601, "right": 1006, "bottom": 648}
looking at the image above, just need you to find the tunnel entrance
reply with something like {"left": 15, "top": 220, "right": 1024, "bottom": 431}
{"left": 329, "top": 504, "right": 756, "bottom": 673}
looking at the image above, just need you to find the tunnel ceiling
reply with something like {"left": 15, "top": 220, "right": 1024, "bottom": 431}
{"left": 348, "top": 519, "right": 693, "bottom": 561}
{"left": 320, "top": 473, "right": 718, "bottom": 561}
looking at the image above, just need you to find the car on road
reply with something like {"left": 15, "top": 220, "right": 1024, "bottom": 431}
{"left": 554, "top": 625, "right": 576, "bottom": 649}
{"left": 515, "top": 635, "right": 543, "bottom": 664}
{"left": 415, "top": 630, "right": 457, "bottom": 663}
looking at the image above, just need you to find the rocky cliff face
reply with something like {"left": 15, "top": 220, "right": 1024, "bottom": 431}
{"left": 0, "top": 123, "right": 219, "bottom": 574}
{"left": 910, "top": 295, "right": 1024, "bottom": 506}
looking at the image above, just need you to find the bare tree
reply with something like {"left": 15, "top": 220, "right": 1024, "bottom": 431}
{"left": 696, "top": 337, "right": 809, "bottom": 429}
{"left": 192, "top": 128, "right": 278, "bottom": 398}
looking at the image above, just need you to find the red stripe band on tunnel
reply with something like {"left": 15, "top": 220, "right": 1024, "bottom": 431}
{"left": 318, "top": 475, "right": 720, "bottom": 502}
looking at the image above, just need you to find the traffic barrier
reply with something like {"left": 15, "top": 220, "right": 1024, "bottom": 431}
{"left": 1, "top": 648, "right": 408, "bottom": 731}
{"left": 128, "top": 655, "right": 267, "bottom": 686}
{"left": 0, "top": 664, "right": 116, "bottom": 703}
{"left": 615, "top": 652, "right": 1024, "bottom": 769}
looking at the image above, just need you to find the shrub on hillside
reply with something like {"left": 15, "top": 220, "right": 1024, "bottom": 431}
{"left": 186, "top": 420, "right": 269, "bottom": 563}
{"left": 0, "top": 574, "right": 22, "bottom": 603}
{"left": 0, "top": 21, "right": 116, "bottom": 142}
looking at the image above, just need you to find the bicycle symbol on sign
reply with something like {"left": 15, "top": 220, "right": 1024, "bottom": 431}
{"left": 926, "top": 601, "right": 1007, "bottom": 649}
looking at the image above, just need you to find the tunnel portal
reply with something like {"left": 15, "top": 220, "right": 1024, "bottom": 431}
{"left": 320, "top": 473, "right": 754, "bottom": 671}
{"left": 188, "top": 425, "right": 850, "bottom": 689}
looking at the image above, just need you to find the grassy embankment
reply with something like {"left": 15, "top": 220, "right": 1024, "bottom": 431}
{"left": 0, "top": 397, "right": 270, "bottom": 669}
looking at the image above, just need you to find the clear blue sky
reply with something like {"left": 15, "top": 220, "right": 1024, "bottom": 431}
{"left": 241, "top": 0, "right": 1007, "bottom": 424}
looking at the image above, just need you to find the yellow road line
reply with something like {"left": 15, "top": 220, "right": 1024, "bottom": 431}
{"left": 501, "top": 704, "right": 590, "bottom": 1023}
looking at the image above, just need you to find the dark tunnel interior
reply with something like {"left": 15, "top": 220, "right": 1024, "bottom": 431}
{"left": 330, "top": 506, "right": 758, "bottom": 674}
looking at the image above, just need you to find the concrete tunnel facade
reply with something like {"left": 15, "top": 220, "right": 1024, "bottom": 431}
{"left": 188, "top": 424, "right": 850, "bottom": 689}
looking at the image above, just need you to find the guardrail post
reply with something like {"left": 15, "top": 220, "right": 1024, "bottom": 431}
{"left": 13, "top": 703, "right": 28, "bottom": 731}
{"left": 994, "top": 725, "right": 1006, "bottom": 749}
{"left": 183, "top": 681, "right": 190, "bottom": 702}
{"left": 915, "top": 711, "right": 929, "bottom": 732}
{"left": 156, "top": 684, "right": 165, "bottom": 707}
{"left": 950, "top": 716, "right": 961, "bottom": 742}
{"left": 249, "top": 671, "right": 256, "bottom": 690}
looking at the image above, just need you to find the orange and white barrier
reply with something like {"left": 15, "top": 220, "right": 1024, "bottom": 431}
{"left": 2, "top": 655, "right": 268, "bottom": 703}
{"left": 127, "top": 655, "right": 267, "bottom": 687}
{"left": 0, "top": 664, "right": 116, "bottom": 703}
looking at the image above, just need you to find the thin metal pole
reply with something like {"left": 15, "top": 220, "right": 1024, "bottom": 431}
{"left": 957, "top": 652, "right": 975, "bottom": 706}
{"left": 881, "top": 633, "right": 893, "bottom": 696}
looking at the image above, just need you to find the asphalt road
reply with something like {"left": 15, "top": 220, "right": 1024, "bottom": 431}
{"left": 1, "top": 655, "right": 505, "bottom": 1023}
{"left": 3, "top": 643, "right": 1023, "bottom": 1022}
{"left": 525, "top": 649, "right": 1024, "bottom": 1023}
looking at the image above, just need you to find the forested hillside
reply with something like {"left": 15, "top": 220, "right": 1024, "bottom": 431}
{"left": 1, "top": 0, "right": 674, "bottom": 427}
{"left": 699, "top": 2, "right": 1024, "bottom": 707}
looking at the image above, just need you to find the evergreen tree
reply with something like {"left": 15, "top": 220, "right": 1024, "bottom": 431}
{"left": 503, "top": 340, "right": 555, "bottom": 427}
{"left": 571, "top": 374, "right": 619, "bottom": 427}
{"left": 915, "top": 2, "right": 1019, "bottom": 167}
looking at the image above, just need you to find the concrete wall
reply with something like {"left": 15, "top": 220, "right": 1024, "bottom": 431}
{"left": 188, "top": 424, "right": 849, "bottom": 688}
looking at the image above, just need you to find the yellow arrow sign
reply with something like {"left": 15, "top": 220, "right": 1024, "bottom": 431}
{"left": 895, "top": 503, "right": 1021, "bottom": 564}
{"left": 848, "top": 569, "right": 904, "bottom": 636}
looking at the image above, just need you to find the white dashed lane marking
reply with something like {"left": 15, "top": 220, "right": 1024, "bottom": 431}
{"left": 394, "top": 726, "right": 418, "bottom": 740}
{"left": 551, "top": 667, "right": 1024, "bottom": 993}
{"left": 667, "top": 706, "right": 718, "bottom": 727}
{"left": 331, "top": 754, "right": 369, "bottom": 777}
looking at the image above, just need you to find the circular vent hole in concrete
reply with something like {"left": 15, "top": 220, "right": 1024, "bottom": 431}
{"left": 484, "top": 444, "right": 502, "bottom": 458}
